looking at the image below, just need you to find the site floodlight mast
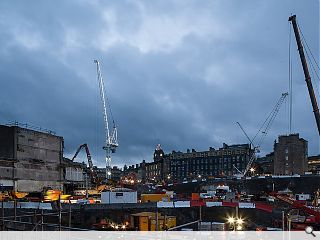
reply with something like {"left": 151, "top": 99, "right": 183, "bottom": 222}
{"left": 94, "top": 60, "right": 118, "bottom": 181}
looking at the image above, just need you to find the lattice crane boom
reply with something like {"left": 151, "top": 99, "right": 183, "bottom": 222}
{"left": 94, "top": 60, "right": 118, "bottom": 180}
{"left": 237, "top": 93, "right": 288, "bottom": 176}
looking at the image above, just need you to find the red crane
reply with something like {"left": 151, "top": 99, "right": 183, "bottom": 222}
{"left": 271, "top": 192, "right": 320, "bottom": 229}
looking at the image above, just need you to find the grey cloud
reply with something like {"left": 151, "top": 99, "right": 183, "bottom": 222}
{"left": 0, "top": 0, "right": 318, "bottom": 168}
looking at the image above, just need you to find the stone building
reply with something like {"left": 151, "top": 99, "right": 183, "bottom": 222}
{"left": 143, "top": 143, "right": 252, "bottom": 182}
{"left": 167, "top": 143, "right": 252, "bottom": 182}
{"left": 122, "top": 160, "right": 146, "bottom": 183}
{"left": 145, "top": 144, "right": 166, "bottom": 182}
{"left": 308, "top": 155, "right": 320, "bottom": 174}
{"left": 273, "top": 134, "right": 308, "bottom": 175}
{"left": 256, "top": 152, "right": 274, "bottom": 175}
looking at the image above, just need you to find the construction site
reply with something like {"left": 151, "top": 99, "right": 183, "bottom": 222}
{"left": 0, "top": 9, "right": 319, "bottom": 234}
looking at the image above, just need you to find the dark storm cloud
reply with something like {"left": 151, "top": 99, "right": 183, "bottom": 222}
{"left": 0, "top": 0, "right": 318, "bottom": 167}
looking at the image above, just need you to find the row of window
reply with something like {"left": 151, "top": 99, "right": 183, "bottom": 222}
{"left": 170, "top": 156, "right": 247, "bottom": 166}
{"left": 170, "top": 163, "right": 244, "bottom": 171}
{"left": 170, "top": 149, "right": 249, "bottom": 159}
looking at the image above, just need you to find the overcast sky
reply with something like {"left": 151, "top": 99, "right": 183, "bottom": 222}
{"left": 0, "top": 0, "right": 319, "bottom": 168}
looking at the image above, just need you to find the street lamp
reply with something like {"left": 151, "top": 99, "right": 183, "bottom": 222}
{"left": 236, "top": 218, "right": 244, "bottom": 225}
{"left": 226, "top": 216, "right": 245, "bottom": 231}
{"left": 250, "top": 168, "right": 255, "bottom": 176}
{"left": 227, "top": 217, "right": 235, "bottom": 224}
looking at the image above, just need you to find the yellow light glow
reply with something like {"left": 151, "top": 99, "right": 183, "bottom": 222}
{"left": 236, "top": 218, "right": 244, "bottom": 225}
{"left": 227, "top": 217, "right": 235, "bottom": 224}
{"left": 237, "top": 225, "right": 243, "bottom": 230}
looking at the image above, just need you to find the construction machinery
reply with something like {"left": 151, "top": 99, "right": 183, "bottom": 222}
{"left": 272, "top": 191, "right": 320, "bottom": 230}
{"left": 289, "top": 15, "right": 320, "bottom": 135}
{"left": 71, "top": 143, "right": 97, "bottom": 184}
{"left": 236, "top": 92, "right": 288, "bottom": 177}
{"left": 94, "top": 60, "right": 118, "bottom": 181}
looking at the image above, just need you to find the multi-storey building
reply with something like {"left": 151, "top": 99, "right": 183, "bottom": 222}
{"left": 142, "top": 143, "right": 252, "bottom": 182}
{"left": 308, "top": 155, "right": 320, "bottom": 174}
{"left": 273, "top": 134, "right": 308, "bottom": 175}
{"left": 0, "top": 123, "right": 64, "bottom": 192}
{"left": 256, "top": 152, "right": 274, "bottom": 175}
{"left": 122, "top": 160, "right": 146, "bottom": 183}
{"left": 145, "top": 144, "right": 165, "bottom": 182}
{"left": 168, "top": 143, "right": 253, "bottom": 181}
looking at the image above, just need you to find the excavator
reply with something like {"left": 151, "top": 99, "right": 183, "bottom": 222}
{"left": 71, "top": 143, "right": 116, "bottom": 197}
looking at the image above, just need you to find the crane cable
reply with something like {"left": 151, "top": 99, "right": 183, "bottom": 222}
{"left": 288, "top": 21, "right": 293, "bottom": 134}
{"left": 297, "top": 22, "right": 320, "bottom": 92}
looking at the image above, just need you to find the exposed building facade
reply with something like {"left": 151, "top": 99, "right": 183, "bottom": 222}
{"left": 273, "top": 134, "right": 308, "bottom": 175}
{"left": 0, "top": 124, "right": 64, "bottom": 192}
{"left": 61, "top": 158, "right": 86, "bottom": 193}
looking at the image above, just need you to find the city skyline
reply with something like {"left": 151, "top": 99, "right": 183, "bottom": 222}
{"left": 0, "top": 0, "right": 319, "bottom": 168}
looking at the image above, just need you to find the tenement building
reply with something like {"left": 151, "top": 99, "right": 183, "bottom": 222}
{"left": 273, "top": 134, "right": 308, "bottom": 175}
{"left": 144, "top": 143, "right": 253, "bottom": 182}
{"left": 168, "top": 143, "right": 253, "bottom": 182}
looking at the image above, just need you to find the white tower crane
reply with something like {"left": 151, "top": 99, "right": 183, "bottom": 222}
{"left": 94, "top": 60, "right": 118, "bottom": 181}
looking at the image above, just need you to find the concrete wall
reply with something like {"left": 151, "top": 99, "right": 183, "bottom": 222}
{"left": 14, "top": 127, "right": 63, "bottom": 191}
{"left": 15, "top": 180, "right": 63, "bottom": 192}
{"left": 65, "top": 166, "right": 84, "bottom": 182}
{"left": 0, "top": 125, "right": 64, "bottom": 192}
{"left": 0, "top": 159, "right": 14, "bottom": 179}
{"left": 0, "top": 125, "right": 15, "bottom": 159}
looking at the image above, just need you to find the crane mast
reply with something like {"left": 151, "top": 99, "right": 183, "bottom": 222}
{"left": 289, "top": 15, "right": 320, "bottom": 135}
{"left": 94, "top": 60, "right": 118, "bottom": 181}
